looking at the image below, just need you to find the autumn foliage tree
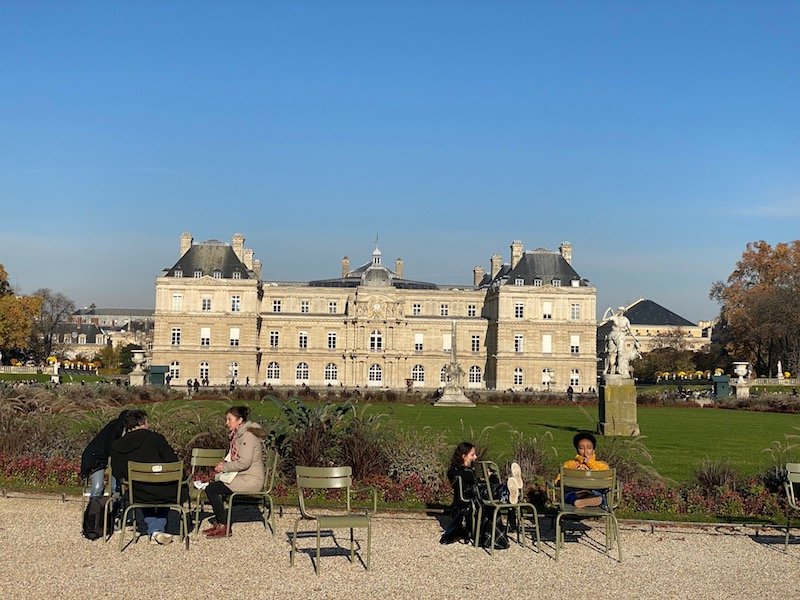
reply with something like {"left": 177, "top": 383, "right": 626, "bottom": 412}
{"left": 0, "top": 264, "right": 42, "bottom": 358}
{"left": 710, "top": 240, "right": 800, "bottom": 376}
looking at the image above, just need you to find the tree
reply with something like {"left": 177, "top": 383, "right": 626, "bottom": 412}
{"left": 28, "top": 289, "right": 76, "bottom": 361}
{"left": 0, "top": 263, "right": 13, "bottom": 297}
{"left": 710, "top": 240, "right": 800, "bottom": 376}
{"left": 119, "top": 343, "right": 143, "bottom": 374}
{"left": 0, "top": 264, "right": 42, "bottom": 358}
{"left": 651, "top": 328, "right": 691, "bottom": 351}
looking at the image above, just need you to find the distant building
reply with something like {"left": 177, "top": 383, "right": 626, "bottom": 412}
{"left": 597, "top": 298, "right": 709, "bottom": 357}
{"left": 69, "top": 306, "right": 155, "bottom": 354}
{"left": 152, "top": 233, "right": 597, "bottom": 391}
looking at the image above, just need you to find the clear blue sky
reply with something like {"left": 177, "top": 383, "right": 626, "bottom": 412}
{"left": 1, "top": 1, "right": 798, "bottom": 322}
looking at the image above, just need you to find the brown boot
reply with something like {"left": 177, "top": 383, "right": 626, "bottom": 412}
{"left": 206, "top": 525, "right": 229, "bottom": 538}
{"left": 203, "top": 524, "right": 223, "bottom": 536}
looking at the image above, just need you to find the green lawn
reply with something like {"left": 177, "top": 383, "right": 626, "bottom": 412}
{"left": 125, "top": 398, "right": 800, "bottom": 483}
{"left": 0, "top": 373, "right": 105, "bottom": 383}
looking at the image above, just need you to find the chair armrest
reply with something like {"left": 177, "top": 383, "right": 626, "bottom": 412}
{"left": 350, "top": 486, "right": 378, "bottom": 514}
{"left": 546, "top": 481, "right": 558, "bottom": 505}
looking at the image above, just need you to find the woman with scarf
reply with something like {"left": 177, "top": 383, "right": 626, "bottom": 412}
{"left": 202, "top": 406, "right": 268, "bottom": 538}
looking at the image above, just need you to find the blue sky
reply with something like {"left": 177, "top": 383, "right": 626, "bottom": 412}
{"left": 1, "top": 1, "right": 798, "bottom": 322}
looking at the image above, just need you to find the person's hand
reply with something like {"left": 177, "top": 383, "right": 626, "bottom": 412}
{"left": 214, "top": 462, "right": 224, "bottom": 473}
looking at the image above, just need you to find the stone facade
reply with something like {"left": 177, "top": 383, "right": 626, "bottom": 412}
{"left": 152, "top": 234, "right": 597, "bottom": 391}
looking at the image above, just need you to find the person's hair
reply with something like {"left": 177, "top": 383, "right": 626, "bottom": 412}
{"left": 226, "top": 406, "right": 250, "bottom": 422}
{"left": 573, "top": 431, "right": 597, "bottom": 450}
{"left": 449, "top": 441, "right": 475, "bottom": 470}
{"left": 123, "top": 409, "right": 148, "bottom": 431}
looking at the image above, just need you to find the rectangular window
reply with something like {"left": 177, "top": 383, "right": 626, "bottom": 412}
{"left": 201, "top": 297, "right": 212, "bottom": 312}
{"left": 570, "top": 303, "right": 580, "bottom": 320}
{"left": 515, "top": 278, "right": 524, "bottom": 286}
{"left": 231, "top": 295, "right": 241, "bottom": 312}
{"left": 171, "top": 294, "right": 183, "bottom": 311}
{"left": 171, "top": 327, "right": 181, "bottom": 346}
{"left": 200, "top": 327, "right": 210, "bottom": 347}
{"left": 542, "top": 301, "right": 552, "bottom": 320}
{"left": 230, "top": 327, "right": 240, "bottom": 347}
{"left": 328, "top": 301, "right": 337, "bottom": 314}
{"left": 300, "top": 300, "right": 309, "bottom": 314}
{"left": 298, "top": 332, "right": 308, "bottom": 349}
{"left": 412, "top": 303, "right": 421, "bottom": 316}
{"left": 443, "top": 332, "right": 452, "bottom": 353}
{"left": 467, "top": 304, "right": 476, "bottom": 317}
{"left": 194, "top": 270, "right": 203, "bottom": 278}
{"left": 471, "top": 335, "right": 480, "bottom": 352}
{"left": 514, "top": 334, "right": 524, "bottom": 353}
{"left": 414, "top": 332, "right": 424, "bottom": 352}
{"left": 327, "top": 331, "right": 337, "bottom": 350}
{"left": 533, "top": 278, "right": 542, "bottom": 287}
{"left": 552, "top": 279, "right": 562, "bottom": 287}
{"left": 174, "top": 270, "right": 183, "bottom": 278}
{"left": 542, "top": 334, "right": 552, "bottom": 354}
{"left": 232, "top": 271, "right": 241, "bottom": 280}
{"left": 269, "top": 330, "right": 279, "bottom": 349}
{"left": 213, "top": 270, "right": 222, "bottom": 279}
{"left": 570, "top": 334, "right": 580, "bottom": 354}
{"left": 514, "top": 302, "right": 524, "bottom": 319}
{"left": 440, "top": 304, "right": 449, "bottom": 316}
{"left": 272, "top": 299, "right": 281, "bottom": 313}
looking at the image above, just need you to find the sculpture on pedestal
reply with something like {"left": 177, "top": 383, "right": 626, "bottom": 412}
{"left": 603, "top": 306, "right": 640, "bottom": 379}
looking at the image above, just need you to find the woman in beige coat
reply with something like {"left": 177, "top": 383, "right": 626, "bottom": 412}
{"left": 203, "top": 406, "right": 267, "bottom": 538}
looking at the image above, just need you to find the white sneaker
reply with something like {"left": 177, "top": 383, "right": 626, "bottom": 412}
{"left": 151, "top": 532, "right": 173, "bottom": 545}
{"left": 508, "top": 477, "right": 520, "bottom": 504}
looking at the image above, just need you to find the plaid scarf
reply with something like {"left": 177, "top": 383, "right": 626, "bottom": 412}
{"left": 229, "top": 426, "right": 240, "bottom": 462}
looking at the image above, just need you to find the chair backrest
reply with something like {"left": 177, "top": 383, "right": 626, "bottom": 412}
{"left": 559, "top": 467, "right": 616, "bottom": 506}
{"left": 263, "top": 447, "right": 278, "bottom": 494}
{"left": 127, "top": 460, "right": 184, "bottom": 504}
{"left": 786, "top": 463, "right": 800, "bottom": 507}
{"left": 476, "top": 460, "right": 502, "bottom": 503}
{"left": 296, "top": 466, "right": 353, "bottom": 517}
{"left": 190, "top": 448, "right": 226, "bottom": 468}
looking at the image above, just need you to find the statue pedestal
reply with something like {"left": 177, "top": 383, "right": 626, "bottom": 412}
{"left": 129, "top": 372, "right": 146, "bottom": 387}
{"left": 599, "top": 377, "right": 639, "bottom": 436}
{"left": 434, "top": 385, "right": 475, "bottom": 407}
{"left": 733, "top": 384, "right": 750, "bottom": 399}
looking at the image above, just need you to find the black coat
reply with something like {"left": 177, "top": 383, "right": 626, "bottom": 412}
{"left": 80, "top": 412, "right": 127, "bottom": 478}
{"left": 110, "top": 428, "right": 181, "bottom": 504}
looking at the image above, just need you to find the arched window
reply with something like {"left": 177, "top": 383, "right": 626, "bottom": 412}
{"left": 513, "top": 367, "right": 523, "bottom": 386}
{"left": 469, "top": 366, "right": 482, "bottom": 384}
{"left": 542, "top": 368, "right": 554, "bottom": 385}
{"left": 199, "top": 362, "right": 209, "bottom": 380}
{"left": 411, "top": 364, "right": 425, "bottom": 382}
{"left": 296, "top": 362, "right": 309, "bottom": 381}
{"left": 570, "top": 368, "right": 580, "bottom": 386}
{"left": 266, "top": 362, "right": 280, "bottom": 380}
{"left": 324, "top": 363, "right": 338, "bottom": 382}
{"left": 169, "top": 361, "right": 180, "bottom": 379}
{"left": 369, "top": 330, "right": 383, "bottom": 352}
{"left": 368, "top": 364, "right": 382, "bottom": 383}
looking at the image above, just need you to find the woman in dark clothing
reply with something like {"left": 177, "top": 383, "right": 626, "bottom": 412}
{"left": 80, "top": 410, "right": 129, "bottom": 497}
{"left": 440, "top": 441, "right": 478, "bottom": 544}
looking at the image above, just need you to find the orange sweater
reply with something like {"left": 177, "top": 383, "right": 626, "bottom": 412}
{"left": 562, "top": 455, "right": 609, "bottom": 471}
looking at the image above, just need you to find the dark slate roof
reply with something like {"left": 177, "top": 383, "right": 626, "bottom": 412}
{"left": 624, "top": 299, "right": 695, "bottom": 327}
{"left": 482, "top": 250, "right": 587, "bottom": 288}
{"left": 55, "top": 323, "right": 104, "bottom": 342}
{"left": 309, "top": 256, "right": 439, "bottom": 290}
{"left": 73, "top": 308, "right": 154, "bottom": 317}
{"left": 164, "top": 241, "right": 255, "bottom": 279}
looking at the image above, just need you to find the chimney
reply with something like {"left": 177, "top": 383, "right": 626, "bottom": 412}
{"left": 510, "top": 240, "right": 523, "bottom": 269}
{"left": 473, "top": 265, "right": 485, "bottom": 286}
{"left": 180, "top": 232, "right": 193, "bottom": 256}
{"left": 490, "top": 254, "right": 502, "bottom": 278}
{"left": 559, "top": 241, "right": 573, "bottom": 265}
{"left": 341, "top": 256, "right": 350, "bottom": 278}
{"left": 394, "top": 258, "right": 404, "bottom": 279}
{"left": 253, "top": 259, "right": 262, "bottom": 280}
{"left": 243, "top": 248, "right": 254, "bottom": 270}
{"left": 232, "top": 233, "right": 245, "bottom": 261}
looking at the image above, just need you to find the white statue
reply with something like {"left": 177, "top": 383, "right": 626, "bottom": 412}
{"left": 603, "top": 306, "right": 638, "bottom": 379}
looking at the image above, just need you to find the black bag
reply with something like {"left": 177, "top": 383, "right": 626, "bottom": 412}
{"left": 82, "top": 496, "right": 115, "bottom": 540}
{"left": 479, "top": 510, "right": 510, "bottom": 549}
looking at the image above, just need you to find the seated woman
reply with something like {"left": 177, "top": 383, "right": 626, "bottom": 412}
{"left": 560, "top": 432, "right": 609, "bottom": 508}
{"left": 440, "top": 441, "right": 478, "bottom": 544}
{"left": 202, "top": 406, "right": 268, "bottom": 538}
{"left": 80, "top": 410, "right": 129, "bottom": 497}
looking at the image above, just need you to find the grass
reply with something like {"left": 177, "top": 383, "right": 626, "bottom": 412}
{"left": 0, "top": 373, "right": 105, "bottom": 383}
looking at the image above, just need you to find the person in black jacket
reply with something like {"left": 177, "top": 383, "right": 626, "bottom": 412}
{"left": 440, "top": 441, "right": 478, "bottom": 544}
{"left": 80, "top": 410, "right": 129, "bottom": 497}
{"left": 110, "top": 410, "right": 180, "bottom": 545}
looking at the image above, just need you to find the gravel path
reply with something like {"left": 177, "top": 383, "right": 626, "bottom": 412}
{"left": 0, "top": 494, "right": 796, "bottom": 599}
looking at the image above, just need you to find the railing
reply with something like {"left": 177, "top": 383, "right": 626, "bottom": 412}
{"left": 0, "top": 366, "right": 39, "bottom": 373}
{"left": 749, "top": 378, "right": 799, "bottom": 386}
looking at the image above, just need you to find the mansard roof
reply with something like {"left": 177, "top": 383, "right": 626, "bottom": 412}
{"left": 73, "top": 307, "right": 154, "bottom": 317}
{"left": 623, "top": 299, "right": 695, "bottom": 327}
{"left": 481, "top": 249, "right": 587, "bottom": 288}
{"left": 163, "top": 240, "right": 255, "bottom": 279}
{"left": 309, "top": 250, "right": 438, "bottom": 290}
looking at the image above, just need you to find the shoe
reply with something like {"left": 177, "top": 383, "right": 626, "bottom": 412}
{"left": 511, "top": 462, "right": 523, "bottom": 490}
{"left": 152, "top": 532, "right": 173, "bottom": 545}
{"left": 507, "top": 477, "right": 520, "bottom": 504}
{"left": 202, "top": 523, "right": 220, "bottom": 535}
{"left": 206, "top": 525, "right": 229, "bottom": 538}
{"left": 574, "top": 495, "right": 603, "bottom": 509}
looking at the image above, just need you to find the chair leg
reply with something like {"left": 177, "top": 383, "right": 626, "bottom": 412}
{"left": 474, "top": 505, "right": 483, "bottom": 548}
{"left": 786, "top": 515, "right": 792, "bottom": 552}
{"left": 316, "top": 526, "right": 322, "bottom": 576}
{"left": 226, "top": 495, "right": 234, "bottom": 538}
{"left": 611, "top": 513, "right": 622, "bottom": 562}
{"left": 350, "top": 528, "right": 355, "bottom": 564}
{"left": 555, "top": 514, "right": 563, "bottom": 561}
{"left": 290, "top": 520, "right": 300, "bottom": 566}
{"left": 366, "top": 519, "right": 371, "bottom": 571}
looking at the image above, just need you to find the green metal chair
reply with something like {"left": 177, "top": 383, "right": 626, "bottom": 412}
{"left": 553, "top": 467, "right": 621, "bottom": 561}
{"left": 475, "top": 460, "right": 541, "bottom": 555}
{"left": 183, "top": 448, "right": 226, "bottom": 535}
{"left": 224, "top": 447, "right": 279, "bottom": 537}
{"left": 118, "top": 460, "right": 189, "bottom": 551}
{"left": 81, "top": 457, "right": 117, "bottom": 542}
{"left": 784, "top": 462, "right": 800, "bottom": 552}
{"left": 452, "top": 475, "right": 479, "bottom": 544}
{"left": 291, "top": 466, "right": 377, "bottom": 574}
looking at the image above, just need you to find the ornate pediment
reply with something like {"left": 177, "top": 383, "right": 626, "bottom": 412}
{"left": 353, "top": 293, "right": 401, "bottom": 320}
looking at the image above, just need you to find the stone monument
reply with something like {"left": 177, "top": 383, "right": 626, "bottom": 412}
{"left": 128, "top": 349, "right": 147, "bottom": 387}
{"left": 732, "top": 361, "right": 750, "bottom": 399}
{"left": 599, "top": 306, "right": 640, "bottom": 436}
{"left": 434, "top": 321, "right": 475, "bottom": 407}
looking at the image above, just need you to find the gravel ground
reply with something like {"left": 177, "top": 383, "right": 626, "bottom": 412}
{"left": 0, "top": 494, "right": 796, "bottom": 599}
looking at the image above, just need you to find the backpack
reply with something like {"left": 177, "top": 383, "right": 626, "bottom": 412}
{"left": 82, "top": 496, "right": 115, "bottom": 540}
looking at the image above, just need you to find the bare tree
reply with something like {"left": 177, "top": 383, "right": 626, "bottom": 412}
{"left": 28, "top": 289, "right": 76, "bottom": 361}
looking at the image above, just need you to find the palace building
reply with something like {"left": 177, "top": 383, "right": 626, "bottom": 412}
{"left": 151, "top": 233, "right": 597, "bottom": 391}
